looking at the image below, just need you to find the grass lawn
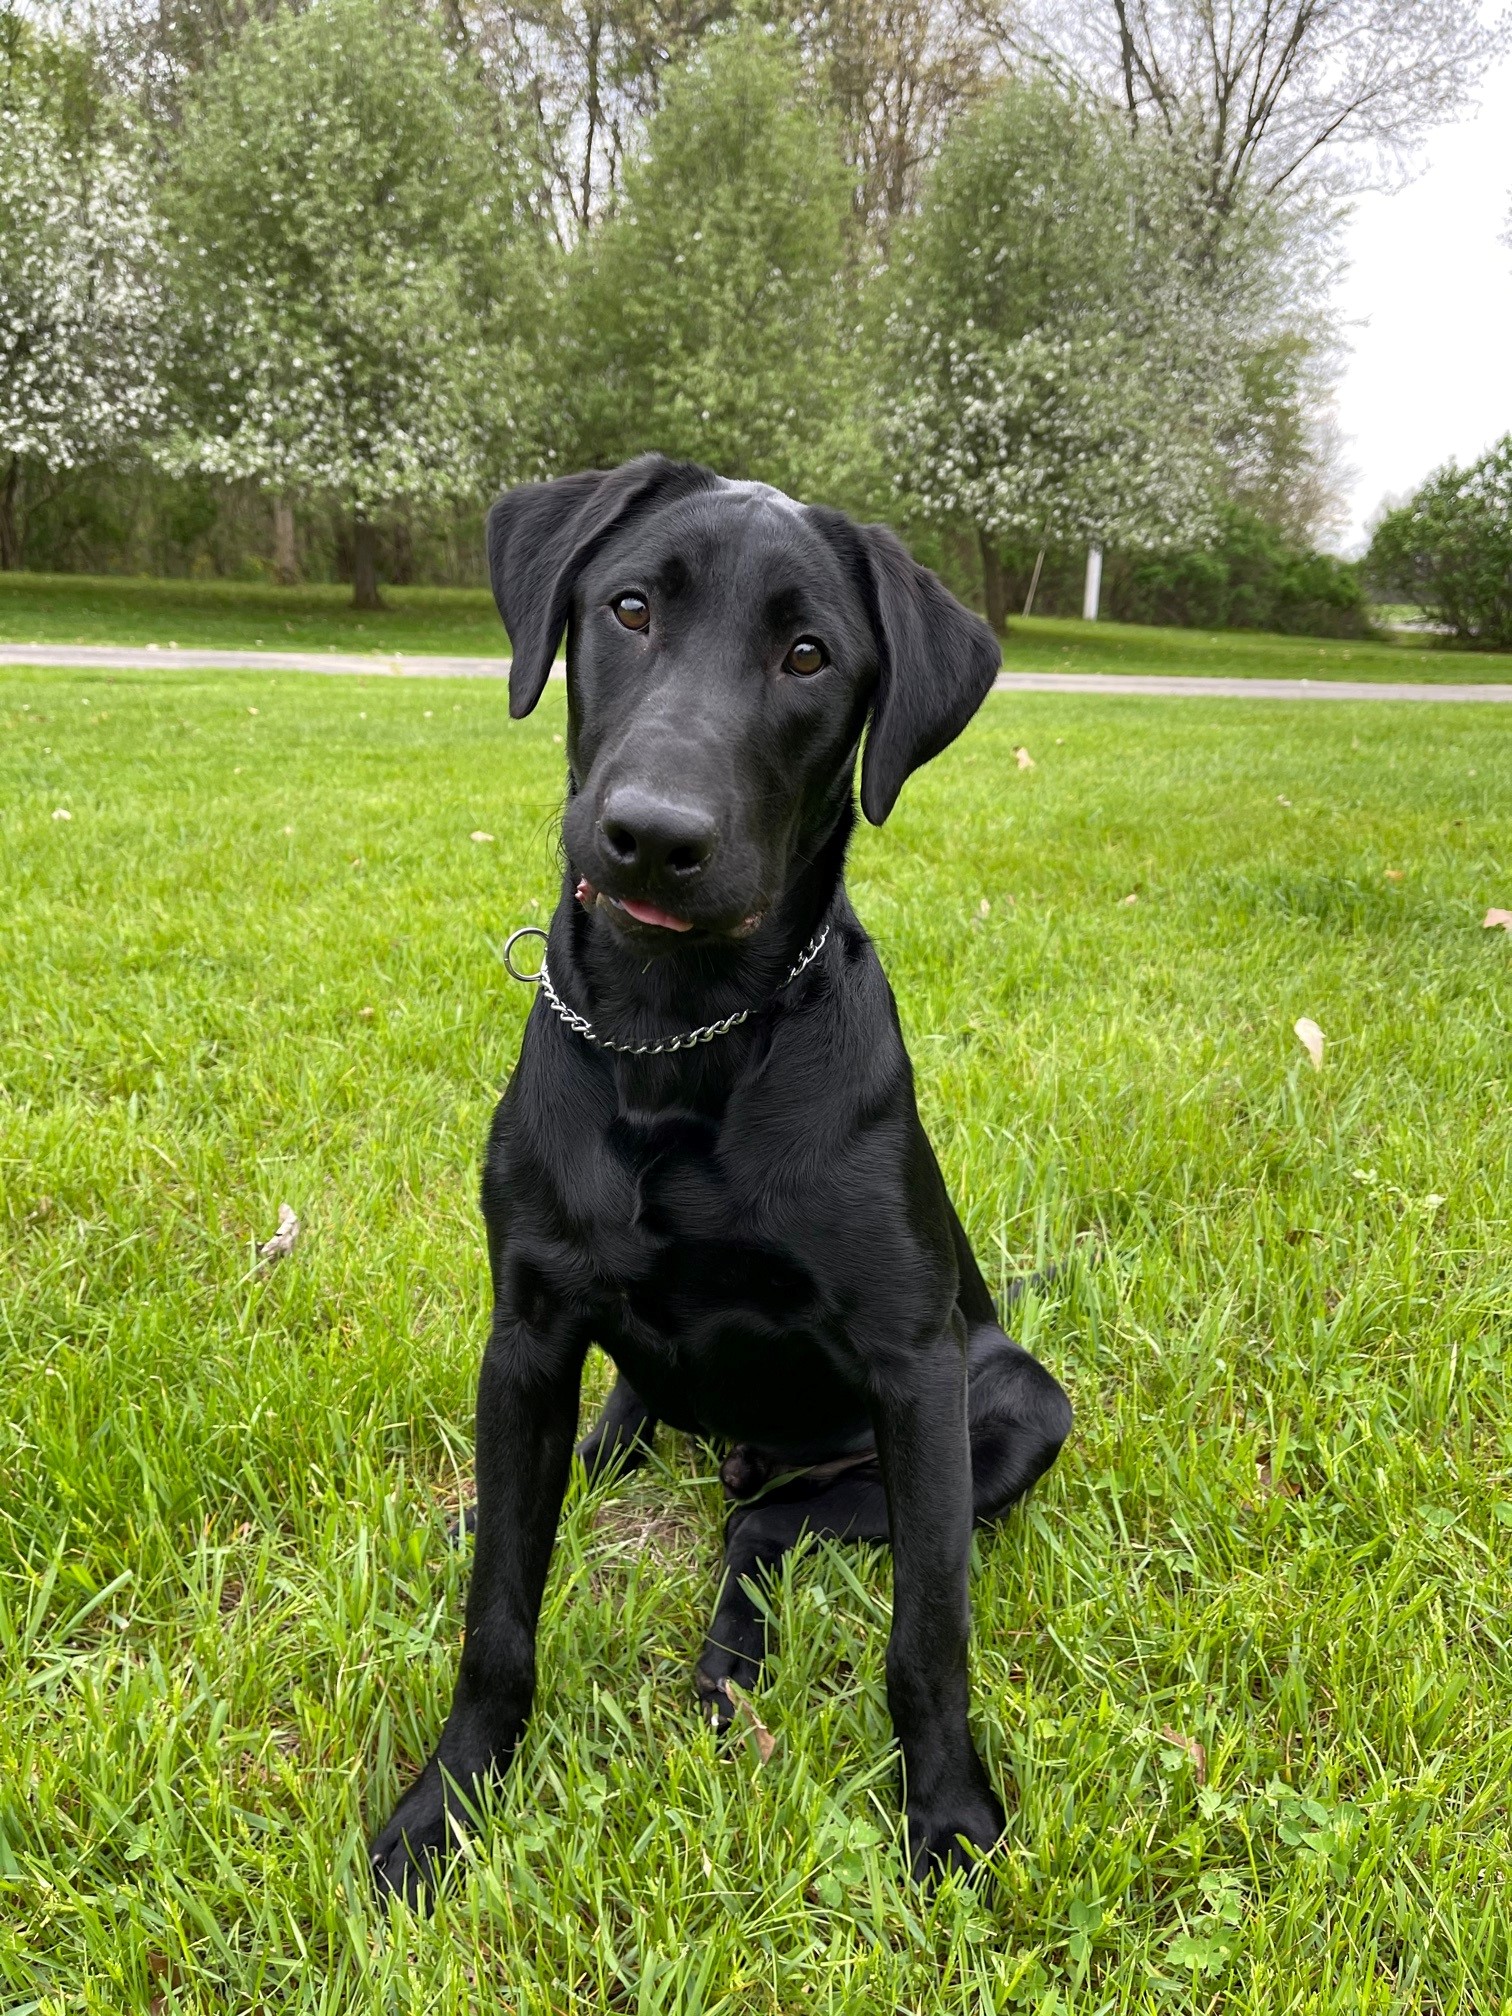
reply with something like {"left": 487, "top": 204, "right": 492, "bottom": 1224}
{"left": 0, "top": 573, "right": 511, "bottom": 659}
{"left": 4, "top": 570, "right": 1512, "bottom": 683}
{"left": 3, "top": 663, "right": 1510, "bottom": 2012}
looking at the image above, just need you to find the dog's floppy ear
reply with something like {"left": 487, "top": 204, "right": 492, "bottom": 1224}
{"left": 853, "top": 524, "right": 1002, "bottom": 825}
{"left": 487, "top": 456, "right": 717, "bottom": 718}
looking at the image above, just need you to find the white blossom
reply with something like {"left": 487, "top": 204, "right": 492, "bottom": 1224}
{"left": 0, "top": 83, "right": 164, "bottom": 474}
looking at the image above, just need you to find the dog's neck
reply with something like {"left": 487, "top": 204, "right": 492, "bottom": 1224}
{"left": 544, "top": 793, "right": 854, "bottom": 1099}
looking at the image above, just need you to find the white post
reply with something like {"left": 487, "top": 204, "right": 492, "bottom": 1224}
{"left": 1082, "top": 543, "right": 1103, "bottom": 622}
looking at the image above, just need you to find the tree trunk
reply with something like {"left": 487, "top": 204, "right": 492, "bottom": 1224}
{"left": 352, "top": 515, "right": 381, "bottom": 611}
{"left": 0, "top": 455, "right": 20, "bottom": 571}
{"left": 272, "top": 496, "right": 297, "bottom": 585}
{"left": 580, "top": 7, "right": 602, "bottom": 229}
{"left": 978, "top": 527, "right": 1008, "bottom": 634}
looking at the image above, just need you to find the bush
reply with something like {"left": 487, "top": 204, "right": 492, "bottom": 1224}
{"left": 973, "top": 508, "right": 1369, "bottom": 637}
{"left": 1112, "top": 507, "right": 1370, "bottom": 637}
{"left": 1367, "top": 437, "right": 1512, "bottom": 648}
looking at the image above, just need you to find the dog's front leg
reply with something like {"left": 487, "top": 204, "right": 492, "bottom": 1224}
{"left": 370, "top": 1311, "right": 584, "bottom": 1908}
{"left": 873, "top": 1332, "right": 1006, "bottom": 1878}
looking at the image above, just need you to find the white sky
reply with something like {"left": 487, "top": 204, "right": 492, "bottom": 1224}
{"left": 1329, "top": 43, "right": 1512, "bottom": 553}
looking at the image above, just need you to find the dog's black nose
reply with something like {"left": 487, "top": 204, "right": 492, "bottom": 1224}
{"left": 599, "top": 787, "right": 718, "bottom": 879}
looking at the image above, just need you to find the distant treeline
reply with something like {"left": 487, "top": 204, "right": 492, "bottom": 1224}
{"left": 9, "top": 0, "right": 1490, "bottom": 635}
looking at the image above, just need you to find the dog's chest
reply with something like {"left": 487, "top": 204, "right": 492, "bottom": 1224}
{"left": 574, "top": 1105, "right": 867, "bottom": 1449}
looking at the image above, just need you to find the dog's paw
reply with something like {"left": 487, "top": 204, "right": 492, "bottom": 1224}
{"left": 694, "top": 1665, "right": 746, "bottom": 1734}
{"left": 904, "top": 1786, "right": 1006, "bottom": 1882}
{"left": 368, "top": 1760, "right": 475, "bottom": 1912}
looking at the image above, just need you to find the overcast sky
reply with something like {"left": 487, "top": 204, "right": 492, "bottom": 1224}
{"left": 1329, "top": 40, "right": 1512, "bottom": 553}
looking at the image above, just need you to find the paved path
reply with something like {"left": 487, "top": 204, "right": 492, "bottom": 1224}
{"left": 4, "top": 640, "right": 1512, "bottom": 703}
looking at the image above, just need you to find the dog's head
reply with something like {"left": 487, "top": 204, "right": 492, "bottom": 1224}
{"left": 487, "top": 455, "right": 999, "bottom": 946}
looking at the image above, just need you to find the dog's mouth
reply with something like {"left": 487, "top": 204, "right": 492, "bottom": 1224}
{"left": 576, "top": 878, "right": 763, "bottom": 939}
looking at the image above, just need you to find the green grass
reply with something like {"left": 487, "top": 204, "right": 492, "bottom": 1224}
{"left": 0, "top": 573, "right": 510, "bottom": 658}
{"left": 4, "top": 570, "right": 1511, "bottom": 682}
{"left": 1002, "top": 616, "right": 1512, "bottom": 684}
{"left": 3, "top": 663, "right": 1510, "bottom": 2012}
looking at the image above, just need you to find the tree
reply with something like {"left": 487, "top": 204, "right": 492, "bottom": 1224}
{"left": 1220, "top": 327, "right": 1347, "bottom": 545}
{"left": 546, "top": 22, "right": 857, "bottom": 493}
{"left": 84, "top": 0, "right": 290, "bottom": 124}
{"left": 779, "top": 0, "right": 1008, "bottom": 234}
{"left": 0, "top": 41, "right": 164, "bottom": 569}
{"left": 1367, "top": 438, "right": 1512, "bottom": 649}
{"left": 425, "top": 0, "right": 730, "bottom": 240}
{"left": 160, "top": 0, "right": 542, "bottom": 607}
{"left": 879, "top": 76, "right": 1263, "bottom": 626}
{"left": 1011, "top": 0, "right": 1510, "bottom": 215}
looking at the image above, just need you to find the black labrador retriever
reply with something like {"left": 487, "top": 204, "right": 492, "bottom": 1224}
{"left": 368, "top": 455, "right": 1072, "bottom": 1905}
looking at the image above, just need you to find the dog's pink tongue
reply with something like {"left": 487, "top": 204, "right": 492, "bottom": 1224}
{"left": 618, "top": 896, "right": 693, "bottom": 933}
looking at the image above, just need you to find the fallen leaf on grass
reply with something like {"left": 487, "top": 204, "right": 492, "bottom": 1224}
{"left": 1293, "top": 1017, "right": 1324, "bottom": 1070}
{"left": 1276, "top": 794, "right": 1292, "bottom": 807}
{"left": 1120, "top": 892, "right": 1139, "bottom": 906}
{"left": 1384, "top": 869, "right": 1405, "bottom": 882}
{"left": 1014, "top": 746, "right": 1035, "bottom": 770}
{"left": 1160, "top": 1726, "right": 1207, "bottom": 1784}
{"left": 147, "top": 1952, "right": 184, "bottom": 2015}
{"left": 1484, "top": 909, "right": 1512, "bottom": 932}
{"left": 256, "top": 1204, "right": 300, "bottom": 1270}
{"left": 722, "top": 1680, "right": 777, "bottom": 1763}
{"left": 1256, "top": 1455, "right": 1301, "bottom": 1500}
{"left": 470, "top": 830, "right": 495, "bottom": 844}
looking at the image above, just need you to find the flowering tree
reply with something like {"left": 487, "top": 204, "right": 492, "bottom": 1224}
{"left": 160, "top": 0, "right": 541, "bottom": 606}
{"left": 880, "top": 76, "right": 1262, "bottom": 623}
{"left": 0, "top": 64, "right": 164, "bottom": 568}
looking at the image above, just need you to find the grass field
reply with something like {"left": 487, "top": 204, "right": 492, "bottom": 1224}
{"left": 3, "top": 570, "right": 1511, "bottom": 683}
{"left": 3, "top": 661, "right": 1511, "bottom": 2012}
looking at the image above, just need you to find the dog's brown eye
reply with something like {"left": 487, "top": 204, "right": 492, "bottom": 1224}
{"left": 612, "top": 594, "right": 650, "bottom": 631}
{"left": 784, "top": 638, "right": 826, "bottom": 676}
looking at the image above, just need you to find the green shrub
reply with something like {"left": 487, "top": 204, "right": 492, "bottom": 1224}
{"left": 1112, "top": 506, "right": 1370, "bottom": 637}
{"left": 1367, "top": 437, "right": 1512, "bottom": 648}
{"left": 971, "top": 509, "right": 1369, "bottom": 638}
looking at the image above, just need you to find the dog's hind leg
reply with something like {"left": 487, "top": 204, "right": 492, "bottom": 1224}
{"left": 576, "top": 1365, "right": 658, "bottom": 1482}
{"left": 948, "top": 1204, "right": 1072, "bottom": 1523}
{"left": 696, "top": 1460, "right": 889, "bottom": 1730}
{"left": 966, "top": 1324, "right": 1072, "bottom": 1522}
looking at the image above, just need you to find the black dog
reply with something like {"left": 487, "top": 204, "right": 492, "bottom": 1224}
{"left": 369, "top": 456, "right": 1072, "bottom": 1905}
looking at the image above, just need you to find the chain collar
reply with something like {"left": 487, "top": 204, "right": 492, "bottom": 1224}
{"left": 503, "top": 922, "right": 831, "bottom": 1056}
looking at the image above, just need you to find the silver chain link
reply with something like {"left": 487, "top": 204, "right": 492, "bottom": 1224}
{"left": 504, "top": 922, "right": 831, "bottom": 1056}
